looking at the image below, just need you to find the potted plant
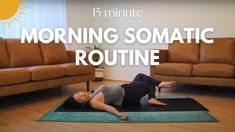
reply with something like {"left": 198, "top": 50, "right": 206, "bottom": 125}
{"left": 86, "top": 45, "right": 105, "bottom": 81}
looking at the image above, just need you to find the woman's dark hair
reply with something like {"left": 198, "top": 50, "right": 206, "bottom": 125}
{"left": 63, "top": 95, "right": 82, "bottom": 108}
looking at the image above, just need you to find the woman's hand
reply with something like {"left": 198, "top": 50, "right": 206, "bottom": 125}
{"left": 90, "top": 98, "right": 129, "bottom": 120}
{"left": 117, "top": 113, "right": 129, "bottom": 120}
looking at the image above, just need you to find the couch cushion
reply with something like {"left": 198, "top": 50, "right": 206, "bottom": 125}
{"left": 5, "top": 39, "right": 43, "bottom": 67}
{"left": 27, "top": 65, "right": 66, "bottom": 81}
{"left": 39, "top": 41, "right": 70, "bottom": 65}
{"left": 200, "top": 38, "right": 235, "bottom": 64}
{"left": 168, "top": 40, "right": 199, "bottom": 63}
{"left": 0, "top": 38, "right": 10, "bottom": 68}
{"left": 0, "top": 68, "right": 31, "bottom": 86}
{"left": 193, "top": 63, "right": 234, "bottom": 78}
{"left": 60, "top": 63, "right": 94, "bottom": 76}
{"left": 155, "top": 63, "right": 193, "bottom": 76}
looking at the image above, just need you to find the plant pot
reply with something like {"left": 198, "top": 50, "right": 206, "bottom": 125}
{"left": 95, "top": 67, "right": 104, "bottom": 81}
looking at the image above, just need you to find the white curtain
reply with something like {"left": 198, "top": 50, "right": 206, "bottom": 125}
{"left": 0, "top": 0, "right": 67, "bottom": 38}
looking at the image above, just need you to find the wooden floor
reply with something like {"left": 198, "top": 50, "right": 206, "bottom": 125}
{"left": 1, "top": 80, "right": 235, "bottom": 132}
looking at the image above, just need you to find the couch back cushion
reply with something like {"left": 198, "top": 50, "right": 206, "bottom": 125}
{"left": 0, "top": 38, "right": 10, "bottom": 68}
{"left": 168, "top": 40, "right": 200, "bottom": 63}
{"left": 39, "top": 41, "right": 70, "bottom": 64}
{"left": 5, "top": 39, "right": 43, "bottom": 67}
{"left": 200, "top": 38, "right": 235, "bottom": 64}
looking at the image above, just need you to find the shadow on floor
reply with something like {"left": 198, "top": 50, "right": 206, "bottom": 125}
{"left": 0, "top": 87, "right": 66, "bottom": 108}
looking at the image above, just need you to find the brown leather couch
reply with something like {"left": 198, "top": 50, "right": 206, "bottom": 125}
{"left": 151, "top": 38, "right": 235, "bottom": 87}
{"left": 0, "top": 38, "right": 95, "bottom": 97}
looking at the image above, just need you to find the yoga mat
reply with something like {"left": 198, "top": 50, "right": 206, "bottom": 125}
{"left": 55, "top": 96, "right": 208, "bottom": 112}
{"left": 38, "top": 96, "right": 218, "bottom": 123}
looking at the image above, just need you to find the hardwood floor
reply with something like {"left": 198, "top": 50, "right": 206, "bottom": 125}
{"left": 1, "top": 80, "right": 235, "bottom": 132}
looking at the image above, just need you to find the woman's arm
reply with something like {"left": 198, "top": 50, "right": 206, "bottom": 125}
{"left": 89, "top": 99, "right": 128, "bottom": 120}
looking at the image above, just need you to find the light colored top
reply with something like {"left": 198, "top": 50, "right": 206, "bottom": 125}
{"left": 91, "top": 84, "right": 124, "bottom": 106}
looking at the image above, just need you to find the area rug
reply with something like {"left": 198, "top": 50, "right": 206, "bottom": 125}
{"left": 38, "top": 96, "right": 218, "bottom": 123}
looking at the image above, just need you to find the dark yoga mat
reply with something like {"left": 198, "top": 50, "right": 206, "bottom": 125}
{"left": 55, "top": 97, "right": 208, "bottom": 112}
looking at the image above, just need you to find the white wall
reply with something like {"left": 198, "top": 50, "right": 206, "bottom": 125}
{"left": 67, "top": 0, "right": 235, "bottom": 81}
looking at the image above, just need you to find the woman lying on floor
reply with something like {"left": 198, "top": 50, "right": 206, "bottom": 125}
{"left": 63, "top": 73, "right": 176, "bottom": 120}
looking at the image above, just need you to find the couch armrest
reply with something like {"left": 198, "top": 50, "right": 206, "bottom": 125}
{"left": 67, "top": 50, "right": 94, "bottom": 65}
{"left": 150, "top": 49, "right": 168, "bottom": 77}
{"left": 67, "top": 51, "right": 76, "bottom": 62}
{"left": 158, "top": 50, "right": 168, "bottom": 63}
{"left": 151, "top": 49, "right": 168, "bottom": 63}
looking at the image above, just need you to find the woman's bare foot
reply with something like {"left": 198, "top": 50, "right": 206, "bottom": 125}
{"left": 148, "top": 98, "right": 167, "bottom": 106}
{"left": 158, "top": 81, "right": 176, "bottom": 88}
